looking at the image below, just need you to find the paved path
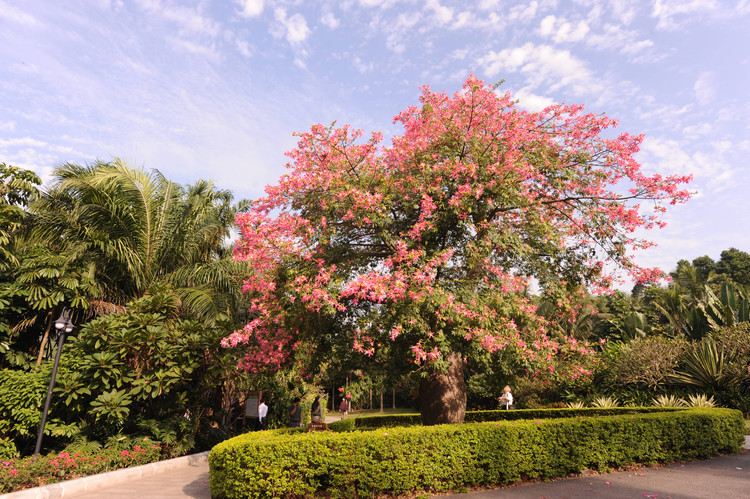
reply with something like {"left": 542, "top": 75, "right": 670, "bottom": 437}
{"left": 8, "top": 430, "right": 749, "bottom": 499}
{"left": 70, "top": 460, "right": 210, "bottom": 499}
{"left": 451, "top": 447, "right": 750, "bottom": 498}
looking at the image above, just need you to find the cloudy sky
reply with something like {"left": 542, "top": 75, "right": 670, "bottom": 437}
{"left": 1, "top": 0, "right": 749, "bottom": 287}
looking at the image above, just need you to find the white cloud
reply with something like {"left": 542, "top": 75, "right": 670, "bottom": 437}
{"left": 508, "top": 1, "right": 538, "bottom": 21}
{"left": 274, "top": 8, "right": 311, "bottom": 44}
{"left": 235, "top": 39, "right": 252, "bottom": 57}
{"left": 358, "top": 0, "right": 402, "bottom": 8}
{"left": 586, "top": 24, "right": 654, "bottom": 57}
{"left": 90, "top": 0, "right": 124, "bottom": 11}
{"left": 353, "top": 56, "right": 374, "bottom": 74}
{"left": 236, "top": 0, "right": 264, "bottom": 18}
{"left": 478, "top": 0, "right": 500, "bottom": 9}
{"left": 512, "top": 88, "right": 556, "bottom": 112}
{"left": 0, "top": 121, "right": 16, "bottom": 132}
{"left": 693, "top": 72, "right": 717, "bottom": 106}
{"left": 135, "top": 0, "right": 220, "bottom": 37}
{"left": 652, "top": 0, "right": 719, "bottom": 30}
{"left": 609, "top": 0, "right": 638, "bottom": 25}
{"left": 538, "top": 15, "right": 590, "bottom": 43}
{"left": 426, "top": 0, "right": 453, "bottom": 25}
{"left": 682, "top": 122, "right": 714, "bottom": 138}
{"left": 166, "top": 37, "right": 219, "bottom": 61}
{"left": 478, "top": 43, "right": 597, "bottom": 96}
{"left": 0, "top": 1, "right": 40, "bottom": 26}
{"left": 321, "top": 11, "right": 340, "bottom": 29}
{"left": 639, "top": 136, "right": 738, "bottom": 192}
{"left": 384, "top": 11, "right": 421, "bottom": 53}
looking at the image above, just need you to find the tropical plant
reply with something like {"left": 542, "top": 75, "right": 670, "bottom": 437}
{"left": 0, "top": 163, "right": 40, "bottom": 268}
{"left": 590, "top": 396, "right": 620, "bottom": 408}
{"left": 29, "top": 159, "right": 249, "bottom": 322}
{"left": 651, "top": 394, "right": 687, "bottom": 407}
{"left": 686, "top": 393, "right": 716, "bottom": 407}
{"left": 565, "top": 400, "right": 586, "bottom": 408}
{"left": 671, "top": 338, "right": 738, "bottom": 391}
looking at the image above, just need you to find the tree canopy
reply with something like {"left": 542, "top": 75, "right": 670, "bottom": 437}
{"left": 226, "top": 77, "right": 692, "bottom": 421}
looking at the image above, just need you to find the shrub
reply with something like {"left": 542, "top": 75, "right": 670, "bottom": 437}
{"left": 0, "top": 437, "right": 17, "bottom": 460}
{"left": 602, "top": 336, "right": 687, "bottom": 391}
{"left": 0, "top": 439, "right": 164, "bottom": 494}
{"left": 339, "top": 407, "right": 685, "bottom": 429}
{"left": 209, "top": 408, "right": 744, "bottom": 498}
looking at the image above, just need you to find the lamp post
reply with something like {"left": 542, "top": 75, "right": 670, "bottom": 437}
{"left": 33, "top": 309, "right": 74, "bottom": 461}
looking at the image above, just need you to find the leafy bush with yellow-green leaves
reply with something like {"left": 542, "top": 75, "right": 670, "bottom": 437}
{"left": 209, "top": 407, "right": 744, "bottom": 498}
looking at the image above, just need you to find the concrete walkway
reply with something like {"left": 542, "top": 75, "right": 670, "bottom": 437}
{"left": 5, "top": 432, "right": 749, "bottom": 499}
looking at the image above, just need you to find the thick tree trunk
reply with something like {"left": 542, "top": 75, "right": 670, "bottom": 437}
{"left": 419, "top": 352, "right": 466, "bottom": 425}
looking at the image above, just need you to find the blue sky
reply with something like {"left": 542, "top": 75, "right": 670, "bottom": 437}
{"left": 1, "top": 0, "right": 749, "bottom": 287}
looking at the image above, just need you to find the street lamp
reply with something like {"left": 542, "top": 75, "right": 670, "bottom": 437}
{"left": 33, "top": 309, "right": 74, "bottom": 461}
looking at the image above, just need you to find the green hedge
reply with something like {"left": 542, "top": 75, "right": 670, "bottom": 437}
{"left": 328, "top": 407, "right": 685, "bottom": 430}
{"left": 209, "top": 408, "right": 744, "bottom": 498}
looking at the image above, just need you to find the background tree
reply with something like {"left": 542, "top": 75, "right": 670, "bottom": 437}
{"left": 692, "top": 255, "right": 716, "bottom": 284}
{"left": 29, "top": 159, "right": 249, "bottom": 322}
{"left": 227, "top": 76, "right": 692, "bottom": 424}
{"left": 0, "top": 163, "right": 40, "bottom": 268}
{"left": 715, "top": 248, "right": 750, "bottom": 286}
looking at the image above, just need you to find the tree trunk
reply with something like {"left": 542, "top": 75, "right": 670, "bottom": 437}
{"left": 36, "top": 312, "right": 54, "bottom": 366}
{"left": 419, "top": 352, "right": 466, "bottom": 425}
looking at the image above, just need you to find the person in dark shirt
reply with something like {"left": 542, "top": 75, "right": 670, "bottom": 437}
{"left": 289, "top": 397, "right": 302, "bottom": 427}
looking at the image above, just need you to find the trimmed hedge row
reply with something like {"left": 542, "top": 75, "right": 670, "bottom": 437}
{"left": 209, "top": 407, "right": 744, "bottom": 498}
{"left": 328, "top": 407, "right": 685, "bottom": 431}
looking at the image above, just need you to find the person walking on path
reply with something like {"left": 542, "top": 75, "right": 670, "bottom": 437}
{"left": 289, "top": 397, "right": 302, "bottom": 427}
{"left": 339, "top": 398, "right": 348, "bottom": 419}
{"left": 258, "top": 399, "right": 268, "bottom": 430}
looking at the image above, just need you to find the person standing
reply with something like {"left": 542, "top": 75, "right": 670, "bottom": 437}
{"left": 339, "top": 398, "right": 348, "bottom": 419}
{"left": 498, "top": 385, "right": 514, "bottom": 409}
{"left": 258, "top": 399, "right": 268, "bottom": 430}
{"left": 289, "top": 397, "right": 302, "bottom": 427}
{"left": 311, "top": 396, "right": 322, "bottom": 423}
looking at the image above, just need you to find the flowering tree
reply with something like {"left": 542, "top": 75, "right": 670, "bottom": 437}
{"left": 225, "top": 76, "right": 691, "bottom": 424}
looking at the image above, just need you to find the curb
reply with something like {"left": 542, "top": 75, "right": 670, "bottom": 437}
{"left": 0, "top": 451, "right": 210, "bottom": 499}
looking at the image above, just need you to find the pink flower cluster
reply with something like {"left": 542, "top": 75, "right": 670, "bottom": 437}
{"left": 224, "top": 75, "right": 691, "bottom": 374}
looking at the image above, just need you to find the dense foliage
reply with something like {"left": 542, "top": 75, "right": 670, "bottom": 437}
{"left": 0, "top": 288, "right": 255, "bottom": 457}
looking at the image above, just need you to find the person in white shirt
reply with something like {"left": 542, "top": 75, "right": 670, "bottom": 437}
{"left": 498, "top": 385, "right": 514, "bottom": 409}
{"left": 258, "top": 400, "right": 268, "bottom": 430}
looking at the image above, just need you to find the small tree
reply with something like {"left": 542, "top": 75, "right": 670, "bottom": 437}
{"left": 226, "top": 76, "right": 691, "bottom": 424}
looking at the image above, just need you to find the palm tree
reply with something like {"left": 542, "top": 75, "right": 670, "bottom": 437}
{"left": 29, "top": 159, "right": 250, "bottom": 322}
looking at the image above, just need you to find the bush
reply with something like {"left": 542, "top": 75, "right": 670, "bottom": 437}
{"left": 209, "top": 407, "right": 744, "bottom": 498}
{"left": 337, "top": 407, "right": 685, "bottom": 429}
{"left": 601, "top": 336, "right": 687, "bottom": 391}
{"left": 0, "top": 439, "right": 164, "bottom": 494}
{"left": 0, "top": 437, "right": 17, "bottom": 460}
